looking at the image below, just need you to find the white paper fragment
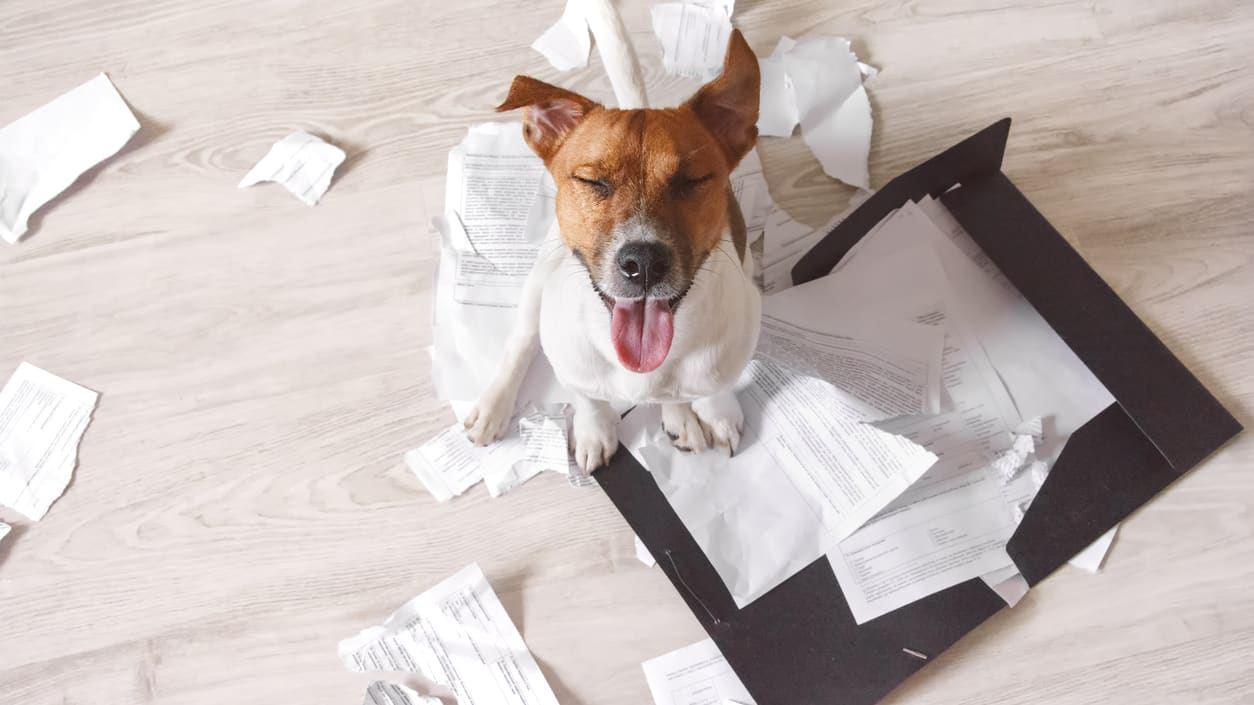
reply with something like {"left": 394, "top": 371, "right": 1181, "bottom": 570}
{"left": 361, "top": 681, "right": 442, "bottom": 705}
{"left": 980, "top": 564, "right": 1030, "bottom": 607}
{"left": 634, "top": 535, "right": 657, "bottom": 568}
{"left": 0, "top": 363, "right": 98, "bottom": 521}
{"left": 757, "top": 38, "right": 800, "bottom": 137}
{"left": 531, "top": 0, "right": 592, "bottom": 71}
{"left": 238, "top": 130, "right": 346, "bottom": 206}
{"left": 0, "top": 73, "right": 140, "bottom": 244}
{"left": 517, "top": 405, "right": 573, "bottom": 477}
{"left": 1070, "top": 525, "right": 1119, "bottom": 573}
{"left": 651, "top": 2, "right": 735, "bottom": 80}
{"left": 642, "top": 639, "right": 754, "bottom": 705}
{"left": 339, "top": 563, "right": 559, "bottom": 705}
{"left": 0, "top": 522, "right": 10, "bottom": 545}
{"left": 781, "top": 37, "right": 872, "bottom": 189}
{"left": 404, "top": 423, "right": 485, "bottom": 502}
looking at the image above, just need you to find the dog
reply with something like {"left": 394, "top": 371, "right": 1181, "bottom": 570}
{"left": 463, "top": 26, "right": 763, "bottom": 473}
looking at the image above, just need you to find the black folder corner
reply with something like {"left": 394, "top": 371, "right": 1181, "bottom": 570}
{"left": 596, "top": 119, "right": 1242, "bottom": 705}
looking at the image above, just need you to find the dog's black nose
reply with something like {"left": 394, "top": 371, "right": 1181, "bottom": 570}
{"left": 616, "top": 241, "right": 671, "bottom": 292}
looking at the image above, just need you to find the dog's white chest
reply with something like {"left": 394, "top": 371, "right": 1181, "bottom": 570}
{"left": 539, "top": 241, "right": 760, "bottom": 405}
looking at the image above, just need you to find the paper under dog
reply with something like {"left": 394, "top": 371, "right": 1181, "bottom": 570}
{"left": 465, "top": 24, "right": 762, "bottom": 473}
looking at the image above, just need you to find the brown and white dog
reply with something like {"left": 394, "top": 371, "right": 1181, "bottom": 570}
{"left": 464, "top": 28, "right": 763, "bottom": 473}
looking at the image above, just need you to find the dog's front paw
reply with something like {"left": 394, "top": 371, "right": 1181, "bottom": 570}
{"left": 572, "top": 399, "right": 618, "bottom": 473}
{"left": 662, "top": 402, "right": 711, "bottom": 453}
{"left": 692, "top": 391, "right": 744, "bottom": 454}
{"left": 463, "top": 386, "right": 515, "bottom": 446}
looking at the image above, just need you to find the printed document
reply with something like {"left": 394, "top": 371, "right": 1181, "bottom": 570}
{"left": 339, "top": 563, "right": 558, "bottom": 705}
{"left": 642, "top": 638, "right": 754, "bottom": 705}
{"left": 0, "top": 363, "right": 98, "bottom": 520}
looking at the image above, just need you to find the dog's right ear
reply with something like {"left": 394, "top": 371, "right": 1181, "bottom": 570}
{"left": 497, "top": 76, "right": 601, "bottom": 163}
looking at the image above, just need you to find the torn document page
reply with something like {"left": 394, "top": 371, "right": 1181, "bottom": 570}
{"left": 238, "top": 130, "right": 345, "bottom": 206}
{"left": 757, "top": 38, "right": 799, "bottom": 137}
{"left": 621, "top": 356, "right": 937, "bottom": 608}
{"left": 759, "top": 205, "right": 845, "bottom": 294}
{"left": 651, "top": 1, "right": 734, "bottom": 80}
{"left": 362, "top": 681, "right": 442, "bottom": 705}
{"left": 531, "top": 0, "right": 591, "bottom": 71}
{"left": 642, "top": 639, "right": 754, "bottom": 705}
{"left": 635, "top": 535, "right": 657, "bottom": 568}
{"left": 779, "top": 36, "right": 872, "bottom": 189}
{"left": 403, "top": 423, "right": 485, "bottom": 502}
{"left": 728, "top": 148, "right": 775, "bottom": 246}
{"left": 339, "top": 563, "right": 559, "bottom": 705}
{"left": 430, "top": 122, "right": 567, "bottom": 407}
{"left": 516, "top": 405, "right": 576, "bottom": 484}
{"left": 758, "top": 292, "right": 945, "bottom": 420}
{"left": 0, "top": 73, "right": 139, "bottom": 244}
{"left": 0, "top": 363, "right": 98, "bottom": 521}
{"left": 1070, "top": 525, "right": 1118, "bottom": 574}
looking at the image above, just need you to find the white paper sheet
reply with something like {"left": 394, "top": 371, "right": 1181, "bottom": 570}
{"left": 431, "top": 123, "right": 564, "bottom": 407}
{"left": 517, "top": 405, "right": 590, "bottom": 489}
{"left": 339, "top": 563, "right": 559, "bottom": 705}
{"left": 651, "top": 1, "right": 735, "bottom": 80}
{"left": 777, "top": 36, "right": 872, "bottom": 189}
{"left": 238, "top": 131, "right": 345, "bottom": 206}
{"left": 642, "top": 639, "right": 754, "bottom": 705}
{"left": 361, "top": 681, "right": 442, "bottom": 705}
{"left": 622, "top": 354, "right": 937, "bottom": 608}
{"left": 0, "top": 363, "right": 98, "bottom": 521}
{"left": 403, "top": 423, "right": 485, "bottom": 502}
{"left": 729, "top": 148, "right": 775, "bottom": 246}
{"left": 1070, "top": 525, "right": 1118, "bottom": 573}
{"left": 980, "top": 565, "right": 1030, "bottom": 607}
{"left": 759, "top": 205, "right": 847, "bottom": 294}
{"left": 0, "top": 73, "right": 140, "bottom": 244}
{"left": 531, "top": 0, "right": 591, "bottom": 71}
{"left": 635, "top": 535, "right": 657, "bottom": 567}
{"left": 0, "top": 522, "right": 10, "bottom": 545}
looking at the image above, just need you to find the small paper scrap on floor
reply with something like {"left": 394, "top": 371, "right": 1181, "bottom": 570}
{"left": 0, "top": 522, "right": 10, "bottom": 545}
{"left": 339, "top": 562, "right": 559, "bottom": 705}
{"left": 238, "top": 130, "right": 345, "bottom": 205}
{"left": 635, "top": 535, "right": 657, "bottom": 567}
{"left": 361, "top": 681, "right": 441, "bottom": 705}
{"left": 0, "top": 363, "right": 98, "bottom": 521}
{"left": 532, "top": 0, "right": 592, "bottom": 71}
{"left": 0, "top": 73, "right": 140, "bottom": 244}
{"left": 759, "top": 35, "right": 876, "bottom": 189}
{"left": 651, "top": 0, "right": 735, "bottom": 80}
{"left": 642, "top": 638, "right": 755, "bottom": 705}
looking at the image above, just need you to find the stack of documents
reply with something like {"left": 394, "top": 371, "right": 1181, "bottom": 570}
{"left": 624, "top": 193, "right": 1118, "bottom": 623}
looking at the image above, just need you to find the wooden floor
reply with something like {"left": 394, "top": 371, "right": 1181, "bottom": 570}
{"left": 2, "top": 1, "right": 1253, "bottom": 703}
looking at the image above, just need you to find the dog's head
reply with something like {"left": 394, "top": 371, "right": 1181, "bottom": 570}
{"left": 497, "top": 30, "right": 760, "bottom": 374}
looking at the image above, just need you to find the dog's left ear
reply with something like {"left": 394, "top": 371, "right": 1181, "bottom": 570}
{"left": 685, "top": 30, "right": 761, "bottom": 168}
{"left": 497, "top": 76, "right": 601, "bottom": 164}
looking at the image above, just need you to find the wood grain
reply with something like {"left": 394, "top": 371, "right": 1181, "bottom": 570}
{"left": 1, "top": 1, "right": 1252, "bottom": 704}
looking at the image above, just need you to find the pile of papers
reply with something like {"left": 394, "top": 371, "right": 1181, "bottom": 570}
{"left": 625, "top": 194, "right": 1119, "bottom": 623}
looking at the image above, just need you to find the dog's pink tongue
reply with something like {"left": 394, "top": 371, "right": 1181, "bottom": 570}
{"left": 610, "top": 298, "right": 674, "bottom": 373}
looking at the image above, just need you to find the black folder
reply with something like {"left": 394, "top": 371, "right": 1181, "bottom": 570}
{"left": 595, "top": 119, "right": 1242, "bottom": 705}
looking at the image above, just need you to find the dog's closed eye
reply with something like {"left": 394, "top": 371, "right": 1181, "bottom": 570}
{"left": 670, "top": 173, "right": 713, "bottom": 198}
{"left": 573, "top": 174, "right": 612, "bottom": 197}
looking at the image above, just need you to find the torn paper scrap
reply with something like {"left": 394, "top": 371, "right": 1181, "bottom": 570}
{"left": 532, "top": 0, "right": 591, "bottom": 71}
{"left": 0, "top": 521, "right": 10, "bottom": 545}
{"left": 517, "top": 406, "right": 570, "bottom": 476}
{"left": 404, "top": 423, "right": 485, "bottom": 502}
{"left": 635, "top": 535, "right": 657, "bottom": 568}
{"left": 642, "top": 638, "right": 755, "bottom": 705}
{"left": 781, "top": 36, "right": 872, "bottom": 189}
{"left": 0, "top": 73, "right": 139, "bottom": 244}
{"left": 651, "top": 1, "right": 734, "bottom": 80}
{"left": 1070, "top": 525, "right": 1118, "bottom": 574}
{"left": 981, "top": 565, "right": 1030, "bottom": 607}
{"left": 0, "top": 363, "right": 98, "bottom": 521}
{"left": 238, "top": 131, "right": 345, "bottom": 206}
{"left": 339, "top": 563, "right": 559, "bottom": 705}
{"left": 757, "top": 37, "right": 799, "bottom": 137}
{"left": 362, "top": 681, "right": 442, "bottom": 705}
